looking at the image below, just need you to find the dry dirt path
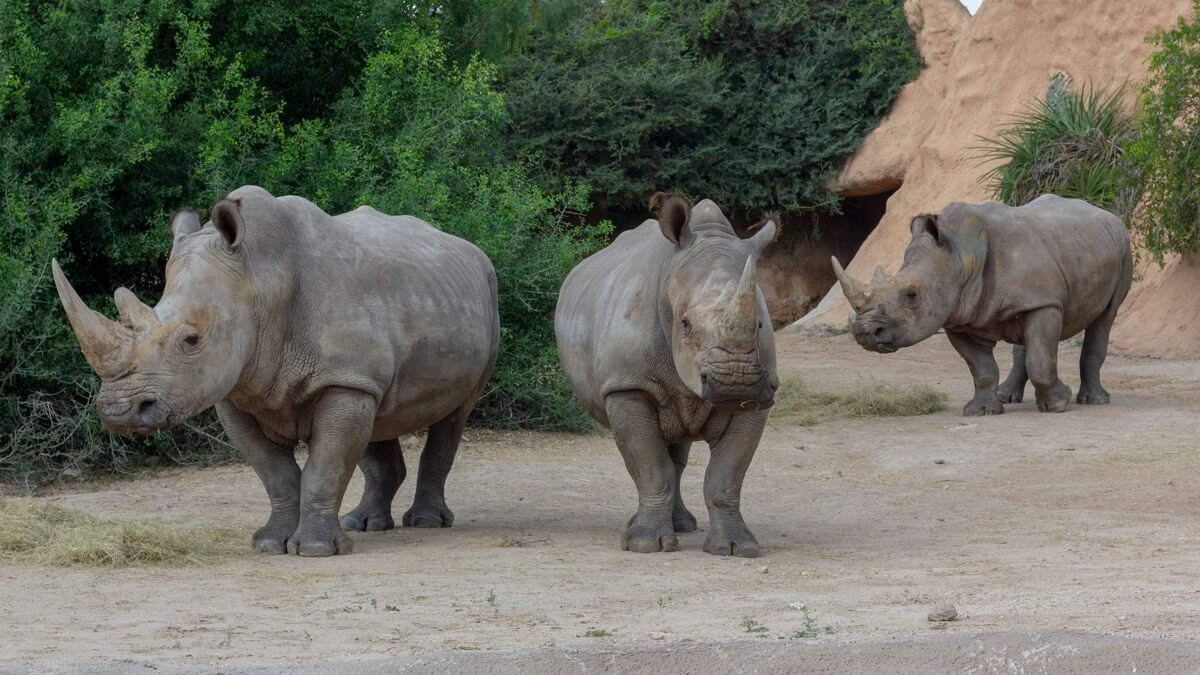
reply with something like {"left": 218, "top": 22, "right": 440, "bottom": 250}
{"left": 3, "top": 330, "right": 1200, "bottom": 671}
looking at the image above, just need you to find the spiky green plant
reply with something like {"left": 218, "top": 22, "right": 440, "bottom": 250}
{"left": 975, "top": 84, "right": 1139, "bottom": 221}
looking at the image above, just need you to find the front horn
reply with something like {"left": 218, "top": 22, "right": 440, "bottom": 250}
{"left": 831, "top": 256, "right": 866, "bottom": 301}
{"left": 52, "top": 259, "right": 134, "bottom": 379}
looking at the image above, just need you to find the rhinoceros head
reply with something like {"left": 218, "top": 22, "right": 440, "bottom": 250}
{"left": 53, "top": 199, "right": 261, "bottom": 434}
{"left": 832, "top": 211, "right": 988, "bottom": 353}
{"left": 653, "top": 193, "right": 779, "bottom": 408}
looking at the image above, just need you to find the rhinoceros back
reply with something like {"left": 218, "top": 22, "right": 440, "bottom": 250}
{"left": 556, "top": 221, "right": 674, "bottom": 426}
{"left": 274, "top": 197, "right": 499, "bottom": 437}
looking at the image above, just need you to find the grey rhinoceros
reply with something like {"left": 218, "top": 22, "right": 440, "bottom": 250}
{"left": 832, "top": 194, "right": 1132, "bottom": 416}
{"left": 53, "top": 185, "right": 499, "bottom": 556}
{"left": 555, "top": 194, "right": 778, "bottom": 557}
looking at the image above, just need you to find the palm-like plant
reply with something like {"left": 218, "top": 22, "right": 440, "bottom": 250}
{"left": 975, "top": 84, "right": 1139, "bottom": 222}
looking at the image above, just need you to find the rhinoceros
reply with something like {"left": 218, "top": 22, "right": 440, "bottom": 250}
{"left": 53, "top": 185, "right": 499, "bottom": 556}
{"left": 555, "top": 194, "right": 778, "bottom": 557}
{"left": 832, "top": 194, "right": 1132, "bottom": 416}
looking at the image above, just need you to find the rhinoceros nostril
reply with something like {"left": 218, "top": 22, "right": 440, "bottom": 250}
{"left": 873, "top": 326, "right": 894, "bottom": 345}
{"left": 700, "top": 373, "right": 709, "bottom": 385}
{"left": 136, "top": 397, "right": 159, "bottom": 425}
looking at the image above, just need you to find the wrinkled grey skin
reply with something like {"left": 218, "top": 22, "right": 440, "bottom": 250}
{"left": 555, "top": 195, "right": 778, "bottom": 557}
{"left": 833, "top": 195, "right": 1131, "bottom": 416}
{"left": 53, "top": 186, "right": 499, "bottom": 556}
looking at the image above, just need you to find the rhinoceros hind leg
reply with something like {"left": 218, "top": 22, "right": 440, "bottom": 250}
{"left": 701, "top": 411, "right": 766, "bottom": 558}
{"left": 606, "top": 392, "right": 679, "bottom": 553}
{"left": 1024, "top": 309, "right": 1072, "bottom": 413}
{"left": 996, "top": 344, "right": 1028, "bottom": 404}
{"left": 668, "top": 442, "right": 698, "bottom": 533}
{"left": 403, "top": 406, "right": 470, "bottom": 528}
{"left": 341, "top": 438, "right": 406, "bottom": 532}
{"left": 946, "top": 330, "right": 1005, "bottom": 416}
{"left": 1076, "top": 288, "right": 1123, "bottom": 405}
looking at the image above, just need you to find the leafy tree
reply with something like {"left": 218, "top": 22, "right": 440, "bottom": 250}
{"left": 1128, "top": 0, "right": 1200, "bottom": 261}
{"left": 501, "top": 0, "right": 922, "bottom": 218}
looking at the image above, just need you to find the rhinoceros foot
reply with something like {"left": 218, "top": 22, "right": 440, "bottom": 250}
{"left": 673, "top": 506, "right": 698, "bottom": 533}
{"left": 1036, "top": 381, "right": 1072, "bottom": 413}
{"left": 252, "top": 513, "right": 300, "bottom": 554}
{"left": 703, "top": 525, "right": 760, "bottom": 558}
{"left": 403, "top": 499, "right": 454, "bottom": 528}
{"left": 622, "top": 521, "right": 680, "bottom": 554}
{"left": 286, "top": 516, "right": 354, "bottom": 557}
{"left": 340, "top": 507, "right": 395, "bottom": 532}
{"left": 1076, "top": 385, "right": 1109, "bottom": 405}
{"left": 962, "top": 398, "right": 1005, "bottom": 416}
{"left": 996, "top": 384, "right": 1024, "bottom": 404}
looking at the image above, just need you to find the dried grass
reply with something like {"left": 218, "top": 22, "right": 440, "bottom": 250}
{"left": 0, "top": 497, "right": 246, "bottom": 567}
{"left": 772, "top": 377, "right": 948, "bottom": 426}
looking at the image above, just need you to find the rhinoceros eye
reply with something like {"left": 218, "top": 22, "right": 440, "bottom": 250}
{"left": 681, "top": 317, "right": 692, "bottom": 334}
{"left": 183, "top": 333, "right": 200, "bottom": 347}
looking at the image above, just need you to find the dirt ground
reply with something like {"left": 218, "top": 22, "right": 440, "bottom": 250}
{"left": 4, "top": 329, "right": 1200, "bottom": 671}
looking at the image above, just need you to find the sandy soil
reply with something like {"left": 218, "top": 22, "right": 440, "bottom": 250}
{"left": 3, "top": 329, "right": 1200, "bottom": 670}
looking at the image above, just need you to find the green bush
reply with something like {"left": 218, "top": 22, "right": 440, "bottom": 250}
{"left": 501, "top": 0, "right": 922, "bottom": 217}
{"left": 0, "top": 3, "right": 601, "bottom": 486}
{"left": 1128, "top": 0, "right": 1200, "bottom": 261}
{"left": 975, "top": 82, "right": 1139, "bottom": 219}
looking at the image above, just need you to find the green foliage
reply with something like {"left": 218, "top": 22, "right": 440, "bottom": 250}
{"left": 1128, "top": 0, "right": 1200, "bottom": 261}
{"left": 501, "top": 0, "right": 922, "bottom": 216}
{"left": 1, "top": 2, "right": 600, "bottom": 486}
{"left": 975, "top": 83, "right": 1139, "bottom": 219}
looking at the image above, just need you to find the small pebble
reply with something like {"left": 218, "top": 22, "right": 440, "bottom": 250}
{"left": 759, "top": 566, "right": 769, "bottom": 574}
{"left": 927, "top": 604, "right": 958, "bottom": 622}
{"left": 933, "top": 459, "right": 945, "bottom": 465}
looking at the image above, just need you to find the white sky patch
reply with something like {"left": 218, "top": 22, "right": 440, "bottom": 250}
{"left": 960, "top": 0, "right": 984, "bottom": 14}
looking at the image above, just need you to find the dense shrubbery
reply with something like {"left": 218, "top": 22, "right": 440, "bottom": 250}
{"left": 502, "top": 0, "right": 922, "bottom": 217}
{"left": 1129, "top": 0, "right": 1200, "bottom": 262}
{"left": 975, "top": 82, "right": 1139, "bottom": 220}
{"left": 1, "top": 0, "right": 918, "bottom": 485}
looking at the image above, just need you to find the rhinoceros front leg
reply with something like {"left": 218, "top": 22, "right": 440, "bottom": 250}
{"left": 997, "top": 344, "right": 1028, "bottom": 404}
{"left": 702, "top": 410, "right": 767, "bottom": 558}
{"left": 668, "top": 442, "right": 698, "bottom": 533}
{"left": 946, "top": 330, "right": 1005, "bottom": 416}
{"left": 606, "top": 391, "right": 679, "bottom": 553}
{"left": 1024, "top": 308, "right": 1072, "bottom": 413}
{"left": 215, "top": 401, "right": 300, "bottom": 554}
{"left": 289, "top": 388, "right": 375, "bottom": 556}
{"left": 340, "top": 439, "right": 406, "bottom": 532}
{"left": 1077, "top": 294, "right": 1121, "bottom": 405}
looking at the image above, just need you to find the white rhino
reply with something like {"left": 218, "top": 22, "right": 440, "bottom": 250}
{"left": 556, "top": 194, "right": 778, "bottom": 557}
{"left": 833, "top": 194, "right": 1132, "bottom": 416}
{"left": 53, "top": 186, "right": 499, "bottom": 556}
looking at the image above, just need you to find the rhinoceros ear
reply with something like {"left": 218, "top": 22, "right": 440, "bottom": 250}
{"left": 945, "top": 214, "right": 989, "bottom": 276}
{"left": 650, "top": 192, "right": 692, "bottom": 246}
{"left": 910, "top": 214, "right": 940, "bottom": 244}
{"left": 211, "top": 199, "right": 245, "bottom": 250}
{"left": 169, "top": 209, "right": 203, "bottom": 244}
{"left": 745, "top": 214, "right": 778, "bottom": 255}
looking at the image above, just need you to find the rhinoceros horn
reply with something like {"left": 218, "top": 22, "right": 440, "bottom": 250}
{"left": 831, "top": 256, "right": 865, "bottom": 301}
{"left": 52, "top": 259, "right": 135, "bottom": 379}
{"left": 726, "top": 255, "right": 759, "bottom": 339}
{"left": 871, "top": 264, "right": 888, "bottom": 286}
{"left": 114, "top": 287, "right": 159, "bottom": 328}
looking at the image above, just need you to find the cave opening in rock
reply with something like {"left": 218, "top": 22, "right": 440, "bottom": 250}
{"left": 758, "top": 188, "right": 895, "bottom": 328}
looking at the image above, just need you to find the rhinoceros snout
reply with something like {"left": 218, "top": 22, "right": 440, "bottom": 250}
{"left": 99, "top": 392, "right": 172, "bottom": 435}
{"left": 701, "top": 372, "right": 775, "bottom": 407}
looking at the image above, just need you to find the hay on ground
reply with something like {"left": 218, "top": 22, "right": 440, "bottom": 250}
{"left": 0, "top": 497, "right": 246, "bottom": 567}
{"left": 772, "top": 377, "right": 947, "bottom": 426}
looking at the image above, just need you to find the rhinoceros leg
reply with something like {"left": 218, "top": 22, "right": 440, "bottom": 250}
{"left": 702, "top": 410, "right": 767, "bottom": 558}
{"left": 996, "top": 344, "right": 1028, "bottom": 404}
{"left": 216, "top": 401, "right": 301, "bottom": 554}
{"left": 1024, "top": 308, "right": 1072, "bottom": 413}
{"left": 668, "top": 442, "right": 698, "bottom": 533}
{"left": 403, "top": 405, "right": 469, "bottom": 528}
{"left": 1077, "top": 299, "right": 1123, "bottom": 405}
{"left": 606, "top": 391, "right": 679, "bottom": 553}
{"left": 289, "top": 388, "right": 375, "bottom": 556}
{"left": 340, "top": 439, "right": 406, "bottom": 532}
{"left": 946, "top": 330, "right": 1005, "bottom": 416}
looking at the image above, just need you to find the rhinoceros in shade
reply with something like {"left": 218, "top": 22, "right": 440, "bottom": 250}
{"left": 53, "top": 186, "right": 499, "bottom": 556}
{"left": 555, "top": 194, "right": 778, "bottom": 557}
{"left": 832, "top": 194, "right": 1131, "bottom": 416}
